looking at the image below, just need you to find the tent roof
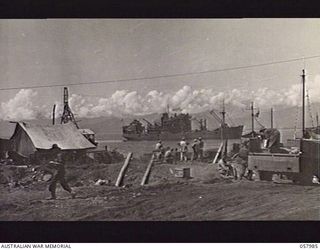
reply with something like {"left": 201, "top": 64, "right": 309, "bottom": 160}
{"left": 12, "top": 122, "right": 96, "bottom": 150}
{"left": 0, "top": 121, "right": 16, "bottom": 139}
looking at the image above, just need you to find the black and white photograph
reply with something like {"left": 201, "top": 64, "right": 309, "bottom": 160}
{"left": 0, "top": 19, "right": 320, "bottom": 222}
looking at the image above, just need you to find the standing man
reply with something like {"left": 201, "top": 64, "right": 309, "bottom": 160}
{"left": 198, "top": 137, "right": 204, "bottom": 161}
{"left": 155, "top": 140, "right": 163, "bottom": 150}
{"left": 231, "top": 141, "right": 249, "bottom": 180}
{"left": 191, "top": 139, "right": 199, "bottom": 161}
{"left": 164, "top": 147, "right": 174, "bottom": 164}
{"left": 179, "top": 137, "right": 188, "bottom": 162}
{"left": 259, "top": 128, "right": 281, "bottom": 153}
{"left": 44, "top": 145, "right": 76, "bottom": 200}
{"left": 154, "top": 140, "right": 164, "bottom": 161}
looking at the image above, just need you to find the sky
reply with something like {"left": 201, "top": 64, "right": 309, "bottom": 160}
{"left": 1, "top": 19, "right": 320, "bottom": 120}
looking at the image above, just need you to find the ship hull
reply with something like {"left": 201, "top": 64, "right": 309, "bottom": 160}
{"left": 123, "top": 126, "right": 243, "bottom": 141}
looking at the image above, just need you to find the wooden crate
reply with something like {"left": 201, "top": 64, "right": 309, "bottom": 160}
{"left": 174, "top": 167, "right": 191, "bottom": 178}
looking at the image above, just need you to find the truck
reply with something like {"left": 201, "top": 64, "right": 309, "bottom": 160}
{"left": 247, "top": 139, "right": 320, "bottom": 185}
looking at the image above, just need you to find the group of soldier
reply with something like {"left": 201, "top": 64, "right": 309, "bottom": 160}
{"left": 154, "top": 137, "right": 205, "bottom": 164}
{"left": 217, "top": 141, "right": 250, "bottom": 181}
{"left": 217, "top": 127, "right": 283, "bottom": 181}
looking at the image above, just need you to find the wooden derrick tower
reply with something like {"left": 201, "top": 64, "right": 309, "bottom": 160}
{"left": 60, "top": 87, "right": 79, "bottom": 128}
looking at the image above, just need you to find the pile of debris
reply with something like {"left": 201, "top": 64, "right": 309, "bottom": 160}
{"left": 0, "top": 164, "right": 45, "bottom": 188}
{"left": 0, "top": 147, "right": 126, "bottom": 189}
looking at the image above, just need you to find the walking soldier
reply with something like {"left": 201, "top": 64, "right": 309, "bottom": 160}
{"left": 44, "top": 145, "right": 76, "bottom": 200}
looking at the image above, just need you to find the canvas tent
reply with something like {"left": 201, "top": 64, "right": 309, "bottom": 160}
{"left": 0, "top": 122, "right": 16, "bottom": 159}
{"left": 10, "top": 122, "right": 96, "bottom": 157}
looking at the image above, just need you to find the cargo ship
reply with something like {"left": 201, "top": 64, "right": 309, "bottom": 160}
{"left": 122, "top": 107, "right": 243, "bottom": 141}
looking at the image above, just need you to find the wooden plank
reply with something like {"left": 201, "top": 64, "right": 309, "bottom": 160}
{"left": 115, "top": 152, "right": 133, "bottom": 187}
{"left": 140, "top": 154, "right": 155, "bottom": 186}
{"left": 212, "top": 142, "right": 224, "bottom": 164}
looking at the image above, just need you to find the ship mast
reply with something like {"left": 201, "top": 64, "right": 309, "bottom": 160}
{"left": 270, "top": 107, "right": 273, "bottom": 129}
{"left": 220, "top": 99, "right": 225, "bottom": 154}
{"left": 60, "top": 87, "right": 79, "bottom": 129}
{"left": 220, "top": 98, "right": 226, "bottom": 128}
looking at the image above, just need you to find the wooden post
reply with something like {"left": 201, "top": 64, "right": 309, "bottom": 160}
{"left": 141, "top": 154, "right": 155, "bottom": 186}
{"left": 115, "top": 152, "right": 133, "bottom": 187}
{"left": 213, "top": 142, "right": 224, "bottom": 164}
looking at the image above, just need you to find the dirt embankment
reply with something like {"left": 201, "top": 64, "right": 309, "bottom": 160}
{"left": 0, "top": 157, "right": 319, "bottom": 221}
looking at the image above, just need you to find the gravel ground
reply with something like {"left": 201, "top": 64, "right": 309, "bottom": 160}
{"left": 0, "top": 159, "right": 319, "bottom": 221}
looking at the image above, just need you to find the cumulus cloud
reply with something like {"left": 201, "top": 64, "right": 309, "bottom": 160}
{"left": 66, "top": 85, "right": 300, "bottom": 118}
{"left": 1, "top": 74, "right": 320, "bottom": 120}
{"left": 306, "top": 74, "right": 320, "bottom": 104}
{"left": 0, "top": 89, "right": 44, "bottom": 120}
{"left": 66, "top": 77, "right": 320, "bottom": 118}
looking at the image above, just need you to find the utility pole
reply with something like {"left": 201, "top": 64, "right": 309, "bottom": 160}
{"left": 52, "top": 104, "right": 56, "bottom": 125}
{"left": 251, "top": 102, "right": 254, "bottom": 137}
{"left": 302, "top": 69, "right": 305, "bottom": 138}
{"left": 271, "top": 107, "right": 273, "bottom": 129}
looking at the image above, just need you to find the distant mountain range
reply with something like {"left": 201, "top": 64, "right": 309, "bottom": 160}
{"left": 1, "top": 102, "right": 319, "bottom": 141}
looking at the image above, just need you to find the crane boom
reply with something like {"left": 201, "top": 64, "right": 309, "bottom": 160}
{"left": 142, "top": 118, "right": 152, "bottom": 126}
{"left": 209, "top": 110, "right": 224, "bottom": 125}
